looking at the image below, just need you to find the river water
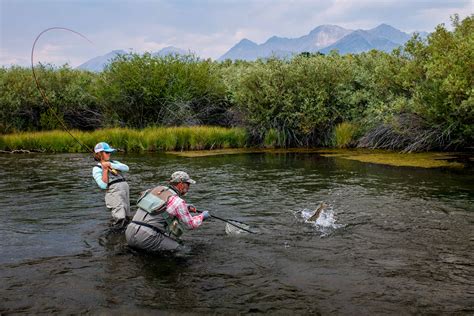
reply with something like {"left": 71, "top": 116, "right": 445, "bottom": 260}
{"left": 1, "top": 152, "right": 473, "bottom": 314}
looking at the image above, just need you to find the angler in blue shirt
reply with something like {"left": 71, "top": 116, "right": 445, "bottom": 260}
{"left": 92, "top": 142, "right": 131, "bottom": 227}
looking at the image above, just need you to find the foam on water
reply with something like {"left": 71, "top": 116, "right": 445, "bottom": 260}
{"left": 298, "top": 204, "right": 344, "bottom": 236}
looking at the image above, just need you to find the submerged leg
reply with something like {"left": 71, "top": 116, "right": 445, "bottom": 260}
{"left": 105, "top": 182, "right": 130, "bottom": 224}
{"left": 125, "top": 223, "right": 181, "bottom": 252}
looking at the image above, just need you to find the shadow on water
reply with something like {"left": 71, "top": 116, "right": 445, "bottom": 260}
{"left": 0, "top": 152, "right": 473, "bottom": 314}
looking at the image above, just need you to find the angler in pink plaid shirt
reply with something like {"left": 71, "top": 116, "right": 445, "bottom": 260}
{"left": 166, "top": 194, "right": 204, "bottom": 229}
{"left": 125, "top": 171, "right": 210, "bottom": 252}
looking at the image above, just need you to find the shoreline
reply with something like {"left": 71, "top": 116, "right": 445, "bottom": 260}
{"left": 1, "top": 146, "right": 471, "bottom": 169}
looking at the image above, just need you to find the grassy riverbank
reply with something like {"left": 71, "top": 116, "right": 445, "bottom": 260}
{"left": 1, "top": 128, "right": 469, "bottom": 169}
{"left": 0, "top": 127, "right": 248, "bottom": 152}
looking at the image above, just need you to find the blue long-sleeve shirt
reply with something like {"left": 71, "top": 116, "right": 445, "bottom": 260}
{"left": 92, "top": 160, "right": 129, "bottom": 190}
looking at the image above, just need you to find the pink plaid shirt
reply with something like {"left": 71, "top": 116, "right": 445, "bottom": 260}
{"left": 166, "top": 195, "right": 204, "bottom": 229}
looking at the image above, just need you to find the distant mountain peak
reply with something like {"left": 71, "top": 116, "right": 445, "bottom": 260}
{"left": 375, "top": 23, "right": 393, "bottom": 28}
{"left": 76, "top": 50, "right": 126, "bottom": 72}
{"left": 371, "top": 23, "right": 402, "bottom": 33}
{"left": 267, "top": 35, "right": 282, "bottom": 41}
{"left": 236, "top": 38, "right": 258, "bottom": 46}
{"left": 368, "top": 24, "right": 411, "bottom": 44}
{"left": 218, "top": 38, "right": 260, "bottom": 61}
{"left": 309, "top": 24, "right": 346, "bottom": 33}
{"left": 161, "top": 45, "right": 180, "bottom": 51}
{"left": 153, "top": 46, "right": 188, "bottom": 56}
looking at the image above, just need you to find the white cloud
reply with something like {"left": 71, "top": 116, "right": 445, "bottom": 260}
{"left": 0, "top": 48, "right": 29, "bottom": 67}
{"left": 32, "top": 42, "right": 93, "bottom": 68}
{"left": 413, "top": 5, "right": 473, "bottom": 31}
{"left": 121, "top": 36, "right": 168, "bottom": 53}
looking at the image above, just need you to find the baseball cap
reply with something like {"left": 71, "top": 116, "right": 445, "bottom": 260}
{"left": 170, "top": 171, "right": 196, "bottom": 184}
{"left": 94, "top": 142, "right": 116, "bottom": 153}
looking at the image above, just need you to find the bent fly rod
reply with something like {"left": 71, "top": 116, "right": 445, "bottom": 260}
{"left": 31, "top": 27, "right": 94, "bottom": 154}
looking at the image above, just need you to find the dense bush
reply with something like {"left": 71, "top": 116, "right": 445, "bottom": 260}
{"left": 223, "top": 54, "right": 354, "bottom": 146}
{"left": 0, "top": 65, "right": 101, "bottom": 133}
{"left": 100, "top": 53, "right": 231, "bottom": 128}
{"left": 0, "top": 15, "right": 472, "bottom": 151}
{"left": 403, "top": 15, "right": 473, "bottom": 148}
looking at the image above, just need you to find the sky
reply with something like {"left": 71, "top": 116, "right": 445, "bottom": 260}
{"left": 1, "top": 0, "right": 472, "bottom": 67}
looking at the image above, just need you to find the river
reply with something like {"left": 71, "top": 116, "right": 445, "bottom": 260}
{"left": 0, "top": 152, "right": 473, "bottom": 314}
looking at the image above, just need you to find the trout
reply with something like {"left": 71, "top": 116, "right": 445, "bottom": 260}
{"left": 308, "top": 202, "right": 328, "bottom": 222}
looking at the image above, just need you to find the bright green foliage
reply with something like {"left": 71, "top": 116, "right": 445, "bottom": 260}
{"left": 0, "top": 65, "right": 101, "bottom": 133}
{"left": 0, "top": 66, "right": 43, "bottom": 133}
{"left": 333, "top": 122, "right": 358, "bottom": 148}
{"left": 402, "top": 15, "right": 474, "bottom": 145}
{"left": 0, "top": 126, "right": 247, "bottom": 152}
{"left": 100, "top": 53, "right": 230, "bottom": 128}
{"left": 223, "top": 54, "right": 354, "bottom": 146}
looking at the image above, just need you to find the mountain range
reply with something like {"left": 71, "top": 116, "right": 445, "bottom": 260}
{"left": 77, "top": 24, "right": 427, "bottom": 71}
{"left": 220, "top": 24, "right": 421, "bottom": 61}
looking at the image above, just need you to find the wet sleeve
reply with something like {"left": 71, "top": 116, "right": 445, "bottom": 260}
{"left": 92, "top": 166, "right": 107, "bottom": 190}
{"left": 167, "top": 196, "right": 203, "bottom": 229}
{"left": 110, "top": 161, "right": 129, "bottom": 173}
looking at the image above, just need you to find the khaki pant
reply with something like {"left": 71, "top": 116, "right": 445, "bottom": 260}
{"left": 105, "top": 181, "right": 130, "bottom": 224}
{"left": 125, "top": 222, "right": 181, "bottom": 252}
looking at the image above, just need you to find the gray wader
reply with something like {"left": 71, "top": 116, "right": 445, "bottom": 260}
{"left": 125, "top": 208, "right": 182, "bottom": 252}
{"left": 105, "top": 181, "right": 131, "bottom": 225}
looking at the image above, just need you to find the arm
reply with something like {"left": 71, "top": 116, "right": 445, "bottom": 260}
{"left": 92, "top": 166, "right": 108, "bottom": 190}
{"left": 110, "top": 160, "right": 129, "bottom": 172}
{"left": 167, "top": 196, "right": 204, "bottom": 229}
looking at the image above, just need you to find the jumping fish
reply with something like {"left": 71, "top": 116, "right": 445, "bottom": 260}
{"left": 308, "top": 202, "right": 328, "bottom": 222}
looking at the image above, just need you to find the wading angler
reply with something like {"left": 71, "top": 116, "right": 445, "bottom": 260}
{"left": 92, "top": 142, "right": 131, "bottom": 228}
{"left": 126, "top": 171, "right": 210, "bottom": 252}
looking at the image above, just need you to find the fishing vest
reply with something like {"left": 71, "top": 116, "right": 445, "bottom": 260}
{"left": 136, "top": 186, "right": 184, "bottom": 238}
{"left": 96, "top": 161, "right": 125, "bottom": 187}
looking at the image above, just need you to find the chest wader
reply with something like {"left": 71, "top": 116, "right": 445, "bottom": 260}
{"left": 96, "top": 163, "right": 130, "bottom": 224}
{"left": 136, "top": 186, "right": 184, "bottom": 238}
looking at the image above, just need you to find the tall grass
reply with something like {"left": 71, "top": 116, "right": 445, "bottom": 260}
{"left": 0, "top": 126, "right": 248, "bottom": 153}
{"left": 263, "top": 128, "right": 287, "bottom": 148}
{"left": 333, "top": 122, "right": 358, "bottom": 148}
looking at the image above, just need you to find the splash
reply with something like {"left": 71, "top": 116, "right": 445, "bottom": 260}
{"left": 297, "top": 204, "right": 344, "bottom": 236}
